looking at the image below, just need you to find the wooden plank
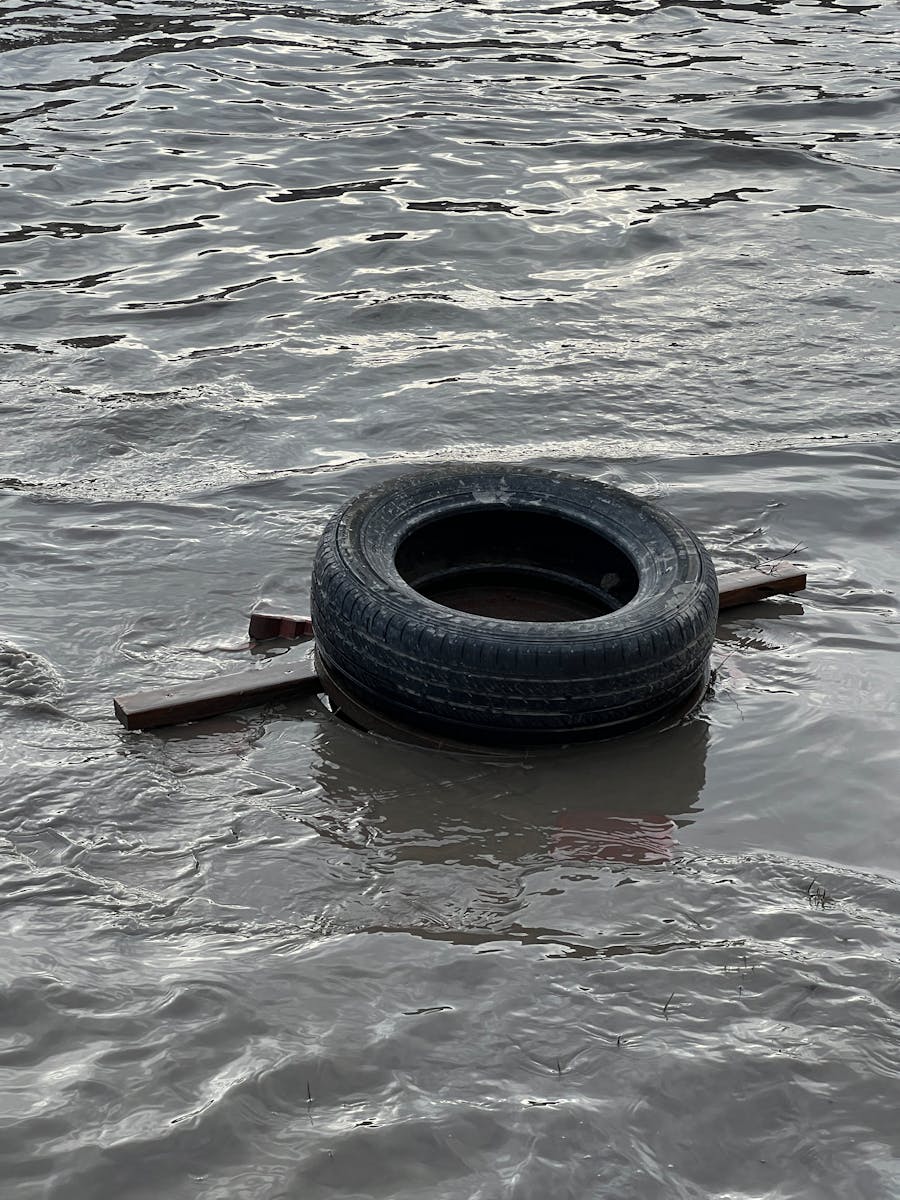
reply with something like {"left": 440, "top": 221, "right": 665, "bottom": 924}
{"left": 717, "top": 563, "right": 806, "bottom": 609}
{"left": 248, "top": 609, "right": 315, "bottom": 640}
{"left": 246, "top": 563, "right": 808, "bottom": 637}
{"left": 115, "top": 564, "right": 806, "bottom": 732}
{"left": 114, "top": 651, "right": 319, "bottom": 731}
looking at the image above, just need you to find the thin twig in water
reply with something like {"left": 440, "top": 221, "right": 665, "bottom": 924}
{"left": 722, "top": 526, "right": 765, "bottom": 550}
{"left": 806, "top": 879, "right": 834, "bottom": 909}
{"left": 713, "top": 647, "right": 740, "bottom": 674}
{"left": 757, "top": 543, "right": 806, "bottom": 574}
{"left": 663, "top": 991, "right": 675, "bottom": 1019}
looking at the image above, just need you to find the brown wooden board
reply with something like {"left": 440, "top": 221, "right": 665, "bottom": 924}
{"left": 114, "top": 564, "right": 806, "bottom": 732}
{"left": 716, "top": 563, "right": 806, "bottom": 609}
{"left": 248, "top": 610, "right": 315, "bottom": 640}
{"left": 247, "top": 564, "right": 807, "bottom": 637}
{"left": 114, "top": 650, "right": 319, "bottom": 731}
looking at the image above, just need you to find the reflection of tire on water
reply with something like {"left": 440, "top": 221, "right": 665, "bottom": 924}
{"left": 306, "top": 713, "right": 709, "bottom": 867}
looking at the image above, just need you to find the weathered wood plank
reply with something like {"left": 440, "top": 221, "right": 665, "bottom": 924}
{"left": 114, "top": 564, "right": 806, "bottom": 731}
{"left": 248, "top": 609, "right": 315, "bottom": 640}
{"left": 716, "top": 563, "right": 806, "bottom": 609}
{"left": 114, "top": 651, "right": 319, "bottom": 731}
{"left": 245, "top": 563, "right": 808, "bottom": 637}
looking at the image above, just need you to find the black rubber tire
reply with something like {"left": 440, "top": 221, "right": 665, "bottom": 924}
{"left": 310, "top": 465, "right": 718, "bottom": 746}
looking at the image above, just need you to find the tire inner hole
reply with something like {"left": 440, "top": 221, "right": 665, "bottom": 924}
{"left": 395, "top": 508, "right": 639, "bottom": 622}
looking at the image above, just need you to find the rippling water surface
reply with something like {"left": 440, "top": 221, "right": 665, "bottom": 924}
{"left": 2, "top": 2, "right": 898, "bottom": 1196}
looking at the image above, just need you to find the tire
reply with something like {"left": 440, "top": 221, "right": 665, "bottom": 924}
{"left": 310, "top": 465, "right": 718, "bottom": 746}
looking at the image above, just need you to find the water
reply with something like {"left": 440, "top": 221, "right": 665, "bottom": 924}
{"left": 2, "top": 1, "right": 899, "bottom": 1196}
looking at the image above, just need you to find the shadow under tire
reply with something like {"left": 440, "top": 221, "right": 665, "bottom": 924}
{"left": 310, "top": 465, "right": 719, "bottom": 746}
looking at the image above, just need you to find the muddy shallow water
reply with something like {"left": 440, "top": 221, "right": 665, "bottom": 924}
{"left": 2, "top": 1, "right": 899, "bottom": 1197}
